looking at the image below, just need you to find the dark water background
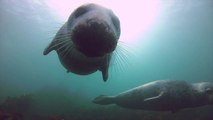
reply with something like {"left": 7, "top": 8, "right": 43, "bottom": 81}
{"left": 0, "top": 0, "right": 213, "bottom": 120}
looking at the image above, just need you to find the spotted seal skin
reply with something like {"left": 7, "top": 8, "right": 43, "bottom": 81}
{"left": 43, "top": 4, "right": 120, "bottom": 81}
{"left": 93, "top": 80, "right": 213, "bottom": 112}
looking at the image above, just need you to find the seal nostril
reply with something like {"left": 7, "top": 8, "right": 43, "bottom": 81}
{"left": 72, "top": 20, "right": 117, "bottom": 57}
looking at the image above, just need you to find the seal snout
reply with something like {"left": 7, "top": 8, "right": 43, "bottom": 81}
{"left": 72, "top": 18, "right": 117, "bottom": 57}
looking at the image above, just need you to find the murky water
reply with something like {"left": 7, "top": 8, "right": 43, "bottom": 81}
{"left": 0, "top": 0, "right": 213, "bottom": 120}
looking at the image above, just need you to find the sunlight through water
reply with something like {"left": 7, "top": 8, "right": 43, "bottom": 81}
{"left": 42, "top": 0, "right": 161, "bottom": 44}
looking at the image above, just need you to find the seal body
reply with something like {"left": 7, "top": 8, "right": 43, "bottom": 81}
{"left": 43, "top": 3, "right": 120, "bottom": 81}
{"left": 93, "top": 80, "right": 213, "bottom": 112}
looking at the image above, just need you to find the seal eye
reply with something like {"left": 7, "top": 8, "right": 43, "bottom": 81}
{"left": 74, "top": 6, "right": 88, "bottom": 18}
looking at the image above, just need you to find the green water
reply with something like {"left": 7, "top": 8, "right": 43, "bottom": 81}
{"left": 0, "top": 0, "right": 213, "bottom": 120}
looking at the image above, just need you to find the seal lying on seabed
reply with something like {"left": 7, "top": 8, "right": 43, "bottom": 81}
{"left": 43, "top": 3, "right": 120, "bottom": 82}
{"left": 93, "top": 80, "right": 213, "bottom": 112}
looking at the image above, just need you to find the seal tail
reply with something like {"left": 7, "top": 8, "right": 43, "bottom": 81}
{"left": 93, "top": 95, "right": 115, "bottom": 105}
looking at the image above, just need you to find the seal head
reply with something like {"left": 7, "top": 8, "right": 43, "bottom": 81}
{"left": 68, "top": 4, "right": 120, "bottom": 57}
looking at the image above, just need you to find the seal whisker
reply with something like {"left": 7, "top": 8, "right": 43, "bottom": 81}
{"left": 54, "top": 34, "right": 72, "bottom": 38}
{"left": 115, "top": 49, "right": 126, "bottom": 73}
{"left": 118, "top": 42, "right": 135, "bottom": 66}
{"left": 58, "top": 44, "right": 71, "bottom": 58}
{"left": 49, "top": 37, "right": 71, "bottom": 50}
{"left": 55, "top": 40, "right": 70, "bottom": 51}
{"left": 110, "top": 56, "right": 119, "bottom": 76}
{"left": 57, "top": 38, "right": 75, "bottom": 59}
{"left": 111, "top": 42, "right": 133, "bottom": 75}
{"left": 63, "top": 44, "right": 75, "bottom": 59}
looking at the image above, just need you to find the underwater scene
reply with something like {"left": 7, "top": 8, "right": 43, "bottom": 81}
{"left": 0, "top": 0, "right": 213, "bottom": 120}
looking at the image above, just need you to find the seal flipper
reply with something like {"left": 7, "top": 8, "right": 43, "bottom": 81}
{"left": 43, "top": 33, "right": 62, "bottom": 55}
{"left": 100, "top": 54, "right": 112, "bottom": 81}
{"left": 43, "top": 41, "right": 55, "bottom": 55}
{"left": 100, "top": 66, "right": 109, "bottom": 82}
{"left": 43, "top": 23, "right": 68, "bottom": 55}
{"left": 93, "top": 95, "right": 115, "bottom": 105}
{"left": 144, "top": 91, "right": 164, "bottom": 102}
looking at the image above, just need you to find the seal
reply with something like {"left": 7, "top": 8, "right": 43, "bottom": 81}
{"left": 93, "top": 80, "right": 213, "bottom": 112}
{"left": 43, "top": 3, "right": 120, "bottom": 82}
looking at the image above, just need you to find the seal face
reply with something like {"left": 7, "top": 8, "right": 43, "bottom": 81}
{"left": 43, "top": 3, "right": 120, "bottom": 81}
{"left": 69, "top": 4, "right": 120, "bottom": 57}
{"left": 93, "top": 80, "right": 213, "bottom": 112}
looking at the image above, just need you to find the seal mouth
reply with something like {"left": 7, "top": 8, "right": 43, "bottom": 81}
{"left": 71, "top": 18, "right": 117, "bottom": 57}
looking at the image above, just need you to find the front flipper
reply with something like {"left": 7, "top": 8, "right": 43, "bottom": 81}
{"left": 100, "top": 65, "right": 109, "bottom": 82}
{"left": 43, "top": 31, "right": 65, "bottom": 55}
{"left": 144, "top": 91, "right": 164, "bottom": 102}
{"left": 43, "top": 23, "right": 68, "bottom": 55}
{"left": 100, "top": 54, "right": 112, "bottom": 82}
{"left": 43, "top": 41, "right": 55, "bottom": 55}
